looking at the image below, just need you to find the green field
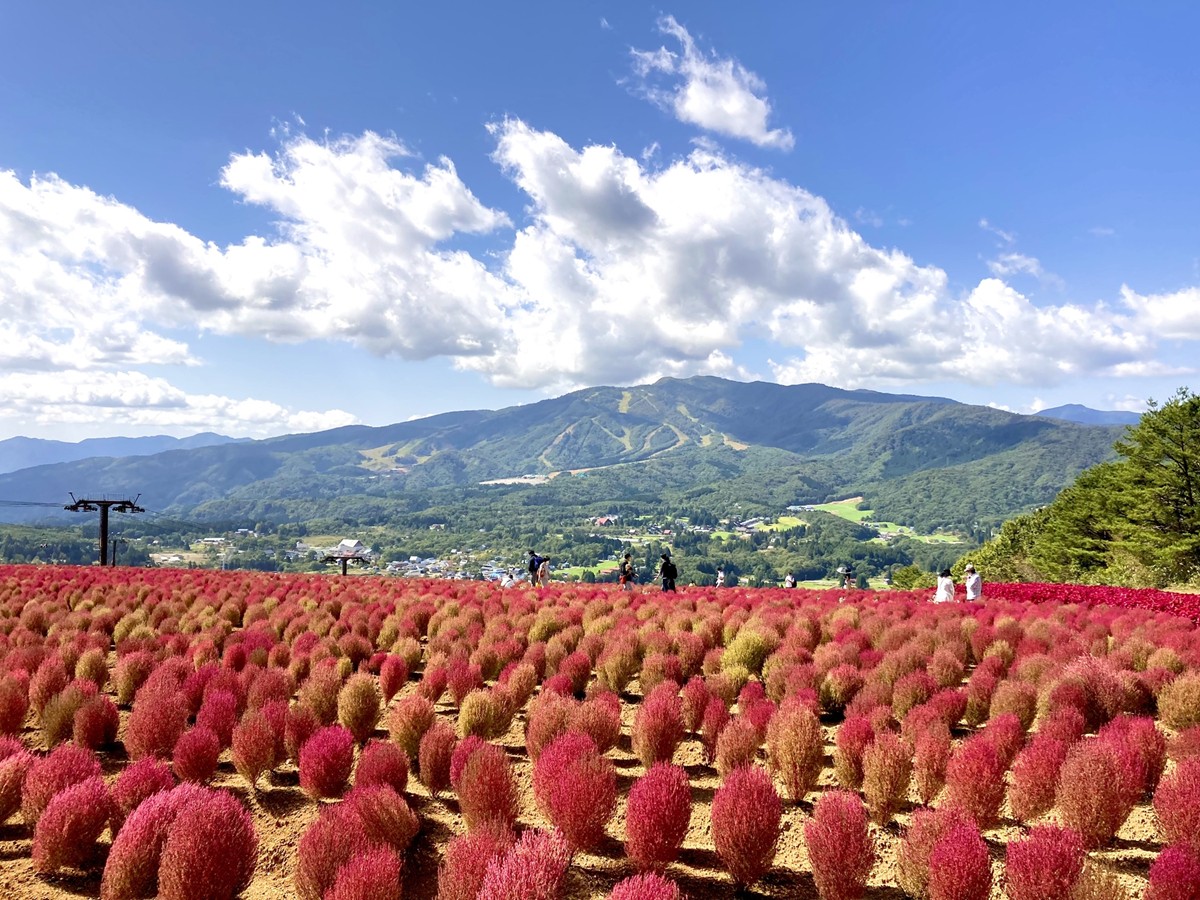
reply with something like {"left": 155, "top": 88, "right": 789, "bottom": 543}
{"left": 560, "top": 560, "right": 620, "bottom": 578}
{"left": 809, "top": 498, "right": 964, "bottom": 545}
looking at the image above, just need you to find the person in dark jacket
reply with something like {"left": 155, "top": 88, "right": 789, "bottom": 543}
{"left": 659, "top": 553, "right": 677, "bottom": 592}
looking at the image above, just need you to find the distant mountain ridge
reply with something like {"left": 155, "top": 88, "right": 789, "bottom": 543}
{"left": 1034, "top": 404, "right": 1140, "bottom": 426}
{"left": 0, "top": 377, "right": 1125, "bottom": 531}
{"left": 0, "top": 433, "right": 243, "bottom": 475}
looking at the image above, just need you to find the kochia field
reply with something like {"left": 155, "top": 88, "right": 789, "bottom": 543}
{"left": 1, "top": 564, "right": 1199, "bottom": 899}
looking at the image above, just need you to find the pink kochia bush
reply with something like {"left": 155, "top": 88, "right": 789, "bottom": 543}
{"left": 299, "top": 724, "right": 356, "bottom": 799}
{"left": 32, "top": 776, "right": 112, "bottom": 873}
{"left": 533, "top": 732, "right": 617, "bottom": 851}
{"left": 767, "top": 701, "right": 824, "bottom": 802}
{"left": 710, "top": 765, "right": 781, "bottom": 887}
{"left": 419, "top": 719, "right": 457, "bottom": 796}
{"left": 123, "top": 690, "right": 188, "bottom": 760}
{"left": 943, "top": 736, "right": 1006, "bottom": 829}
{"left": 897, "top": 806, "right": 972, "bottom": 899}
{"left": 324, "top": 846, "right": 402, "bottom": 900}
{"left": 1144, "top": 845, "right": 1200, "bottom": 900}
{"left": 477, "top": 828, "right": 572, "bottom": 900}
{"left": 457, "top": 741, "right": 520, "bottom": 832}
{"left": 0, "top": 737, "right": 33, "bottom": 824}
{"left": 833, "top": 715, "right": 874, "bottom": 789}
{"left": 173, "top": 727, "right": 221, "bottom": 783}
{"left": 624, "top": 762, "right": 692, "bottom": 870}
{"left": 805, "top": 790, "right": 875, "bottom": 900}
{"left": 1007, "top": 735, "right": 1068, "bottom": 821}
{"left": 437, "top": 822, "right": 516, "bottom": 900}
{"left": 110, "top": 756, "right": 175, "bottom": 834}
{"left": 927, "top": 819, "right": 992, "bottom": 900}
{"left": 632, "top": 683, "right": 685, "bottom": 769}
{"left": 1003, "top": 825, "right": 1087, "bottom": 900}
{"left": 158, "top": 787, "right": 258, "bottom": 900}
{"left": 22, "top": 742, "right": 102, "bottom": 826}
{"left": 608, "top": 872, "right": 683, "bottom": 900}
{"left": 1153, "top": 756, "right": 1200, "bottom": 850}
{"left": 356, "top": 739, "right": 410, "bottom": 794}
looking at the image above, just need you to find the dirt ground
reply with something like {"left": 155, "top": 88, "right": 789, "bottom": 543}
{"left": 0, "top": 681, "right": 1158, "bottom": 900}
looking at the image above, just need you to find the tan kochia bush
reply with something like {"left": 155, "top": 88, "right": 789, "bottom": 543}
{"left": 862, "top": 731, "right": 912, "bottom": 825}
{"left": 1158, "top": 672, "right": 1200, "bottom": 730}
{"left": 337, "top": 673, "right": 380, "bottom": 743}
{"left": 387, "top": 695, "right": 436, "bottom": 760}
{"left": 766, "top": 702, "right": 823, "bottom": 803}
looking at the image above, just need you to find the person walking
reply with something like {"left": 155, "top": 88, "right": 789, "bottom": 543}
{"left": 527, "top": 549, "right": 547, "bottom": 585}
{"left": 659, "top": 553, "right": 678, "bottom": 592}
{"left": 964, "top": 564, "right": 983, "bottom": 601}
{"left": 784, "top": 571, "right": 796, "bottom": 588}
{"left": 933, "top": 568, "right": 955, "bottom": 603}
{"left": 619, "top": 552, "right": 636, "bottom": 591}
{"left": 715, "top": 566, "right": 725, "bottom": 588}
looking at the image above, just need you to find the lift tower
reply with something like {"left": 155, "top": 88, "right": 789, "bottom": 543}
{"left": 64, "top": 494, "right": 145, "bottom": 566}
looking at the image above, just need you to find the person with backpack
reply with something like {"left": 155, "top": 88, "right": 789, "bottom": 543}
{"left": 619, "top": 552, "right": 636, "bottom": 591}
{"left": 659, "top": 552, "right": 678, "bottom": 593}
{"left": 527, "top": 549, "right": 546, "bottom": 584}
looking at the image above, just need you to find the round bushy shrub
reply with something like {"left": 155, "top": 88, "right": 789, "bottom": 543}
{"left": 1145, "top": 845, "right": 1200, "bottom": 900}
{"left": 32, "top": 775, "right": 112, "bottom": 873}
{"left": 285, "top": 703, "right": 321, "bottom": 764}
{"left": 943, "top": 735, "right": 1006, "bottom": 829}
{"left": 338, "top": 673, "right": 382, "bottom": 743}
{"left": 608, "top": 872, "right": 683, "bottom": 900}
{"left": 897, "top": 806, "right": 972, "bottom": 900}
{"left": 299, "top": 724, "right": 356, "bottom": 799}
{"left": 294, "top": 804, "right": 373, "bottom": 900}
{"left": 124, "top": 690, "right": 189, "bottom": 761}
{"left": 1056, "top": 738, "right": 1136, "bottom": 848}
{"left": 232, "top": 711, "right": 277, "bottom": 789}
{"left": 632, "top": 684, "right": 684, "bottom": 769}
{"left": 458, "top": 741, "right": 520, "bottom": 832}
{"left": 436, "top": 822, "right": 515, "bottom": 900}
{"left": 387, "top": 694, "right": 436, "bottom": 760}
{"left": 101, "top": 783, "right": 207, "bottom": 900}
{"left": 325, "top": 846, "right": 402, "bottom": 900}
{"left": 1154, "top": 757, "right": 1200, "bottom": 850}
{"left": 833, "top": 715, "right": 874, "bottom": 790}
{"left": 928, "top": 819, "right": 991, "bottom": 900}
{"left": 710, "top": 765, "right": 781, "bottom": 887}
{"left": 1158, "top": 672, "right": 1200, "bottom": 731}
{"left": 110, "top": 756, "right": 174, "bottom": 834}
{"left": 346, "top": 783, "right": 420, "bottom": 851}
{"left": 1004, "top": 825, "right": 1086, "bottom": 900}
{"left": 477, "top": 828, "right": 572, "bottom": 900}
{"left": 625, "top": 762, "right": 691, "bottom": 870}
{"left": 533, "top": 732, "right": 616, "bottom": 851}
{"left": 766, "top": 700, "right": 823, "bottom": 803}
{"left": 715, "top": 717, "right": 761, "bottom": 777}
{"left": 356, "top": 738, "right": 410, "bottom": 794}
{"left": 1008, "top": 735, "right": 1068, "bottom": 821}
{"left": 173, "top": 727, "right": 221, "bottom": 784}
{"left": 73, "top": 694, "right": 120, "bottom": 750}
{"left": 0, "top": 743, "right": 34, "bottom": 824}
{"left": 158, "top": 788, "right": 258, "bottom": 900}
{"left": 419, "top": 719, "right": 457, "bottom": 796}
{"left": 862, "top": 730, "right": 912, "bottom": 825}
{"left": 805, "top": 789, "right": 876, "bottom": 900}
{"left": 22, "top": 742, "right": 101, "bottom": 826}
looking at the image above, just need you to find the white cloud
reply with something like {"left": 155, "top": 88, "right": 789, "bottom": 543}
{"left": 1, "top": 118, "right": 1197, "bottom": 436}
{"left": 0, "top": 370, "right": 357, "bottom": 436}
{"left": 1090, "top": 226, "right": 1116, "bottom": 237}
{"left": 854, "top": 207, "right": 884, "bottom": 228}
{"left": 630, "top": 16, "right": 794, "bottom": 150}
{"left": 979, "top": 218, "right": 1015, "bottom": 244}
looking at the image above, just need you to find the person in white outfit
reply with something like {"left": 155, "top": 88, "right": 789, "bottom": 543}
{"left": 933, "top": 568, "right": 955, "bottom": 602}
{"left": 964, "top": 564, "right": 983, "bottom": 601}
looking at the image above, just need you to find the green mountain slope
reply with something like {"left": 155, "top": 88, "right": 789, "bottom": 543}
{"left": 0, "top": 376, "right": 1122, "bottom": 532}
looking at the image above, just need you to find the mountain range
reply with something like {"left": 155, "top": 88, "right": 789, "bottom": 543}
{"left": 0, "top": 378, "right": 1129, "bottom": 532}
{"left": 1033, "top": 404, "right": 1140, "bottom": 426}
{"left": 0, "top": 433, "right": 242, "bottom": 475}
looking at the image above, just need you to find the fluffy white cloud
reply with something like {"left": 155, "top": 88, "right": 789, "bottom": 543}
{"left": 1, "top": 116, "right": 1196, "bottom": 436}
{"left": 631, "top": 16, "right": 794, "bottom": 150}
{"left": 0, "top": 370, "right": 357, "bottom": 436}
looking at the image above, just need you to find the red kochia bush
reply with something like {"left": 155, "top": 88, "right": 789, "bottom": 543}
{"left": 346, "top": 784, "right": 420, "bottom": 852}
{"left": 767, "top": 701, "right": 824, "bottom": 802}
{"left": 379, "top": 655, "right": 409, "bottom": 703}
{"left": 943, "top": 736, "right": 1006, "bottom": 829}
{"left": 715, "top": 717, "right": 761, "bottom": 777}
{"left": 1144, "top": 845, "right": 1200, "bottom": 900}
{"left": 573, "top": 694, "right": 622, "bottom": 754}
{"left": 700, "top": 695, "right": 731, "bottom": 764}
{"left": 805, "top": 790, "right": 875, "bottom": 900}
{"left": 1008, "top": 735, "right": 1068, "bottom": 821}
{"left": 285, "top": 703, "right": 321, "bottom": 764}
{"left": 101, "top": 784, "right": 207, "bottom": 900}
{"left": 927, "top": 819, "right": 992, "bottom": 900}
{"left": 22, "top": 742, "right": 102, "bottom": 825}
{"left": 436, "top": 822, "right": 515, "bottom": 900}
{"left": 73, "top": 694, "right": 120, "bottom": 750}
{"left": 533, "top": 732, "right": 617, "bottom": 851}
{"left": 450, "top": 734, "right": 486, "bottom": 791}
{"left": 0, "top": 674, "right": 30, "bottom": 735}
{"left": 477, "top": 827, "right": 572, "bottom": 900}
{"left": 833, "top": 715, "right": 875, "bottom": 789}
{"left": 110, "top": 756, "right": 174, "bottom": 834}
{"left": 173, "top": 727, "right": 221, "bottom": 783}
{"left": 897, "top": 806, "right": 972, "bottom": 899}
{"left": 195, "top": 690, "right": 238, "bottom": 748}
{"left": 299, "top": 725, "right": 356, "bottom": 799}
{"left": 325, "top": 846, "right": 403, "bottom": 900}
{"left": 419, "top": 719, "right": 457, "bottom": 796}
{"left": 0, "top": 740, "right": 33, "bottom": 824}
{"left": 458, "top": 741, "right": 520, "bottom": 832}
{"left": 158, "top": 788, "right": 258, "bottom": 900}
{"left": 710, "top": 765, "right": 781, "bottom": 887}
{"left": 608, "top": 872, "right": 683, "bottom": 900}
{"left": 1153, "top": 757, "right": 1200, "bottom": 850}
{"left": 356, "top": 739, "right": 410, "bottom": 794}
{"left": 124, "top": 690, "right": 189, "bottom": 760}
{"left": 625, "top": 762, "right": 691, "bottom": 871}
{"left": 294, "top": 804, "right": 372, "bottom": 900}
{"left": 1055, "top": 738, "right": 1136, "bottom": 848}
{"left": 32, "top": 776, "right": 112, "bottom": 873}
{"left": 632, "top": 684, "right": 684, "bottom": 769}
{"left": 914, "top": 723, "right": 952, "bottom": 805}
{"left": 1003, "top": 824, "right": 1086, "bottom": 900}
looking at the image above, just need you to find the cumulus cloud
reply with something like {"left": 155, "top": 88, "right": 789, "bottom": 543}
{"left": 2, "top": 115, "right": 1197, "bottom": 435}
{"left": 630, "top": 16, "right": 794, "bottom": 150}
{"left": 0, "top": 370, "right": 357, "bottom": 436}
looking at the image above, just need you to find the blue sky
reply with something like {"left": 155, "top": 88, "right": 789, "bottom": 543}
{"left": 1, "top": 1, "right": 1197, "bottom": 441}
